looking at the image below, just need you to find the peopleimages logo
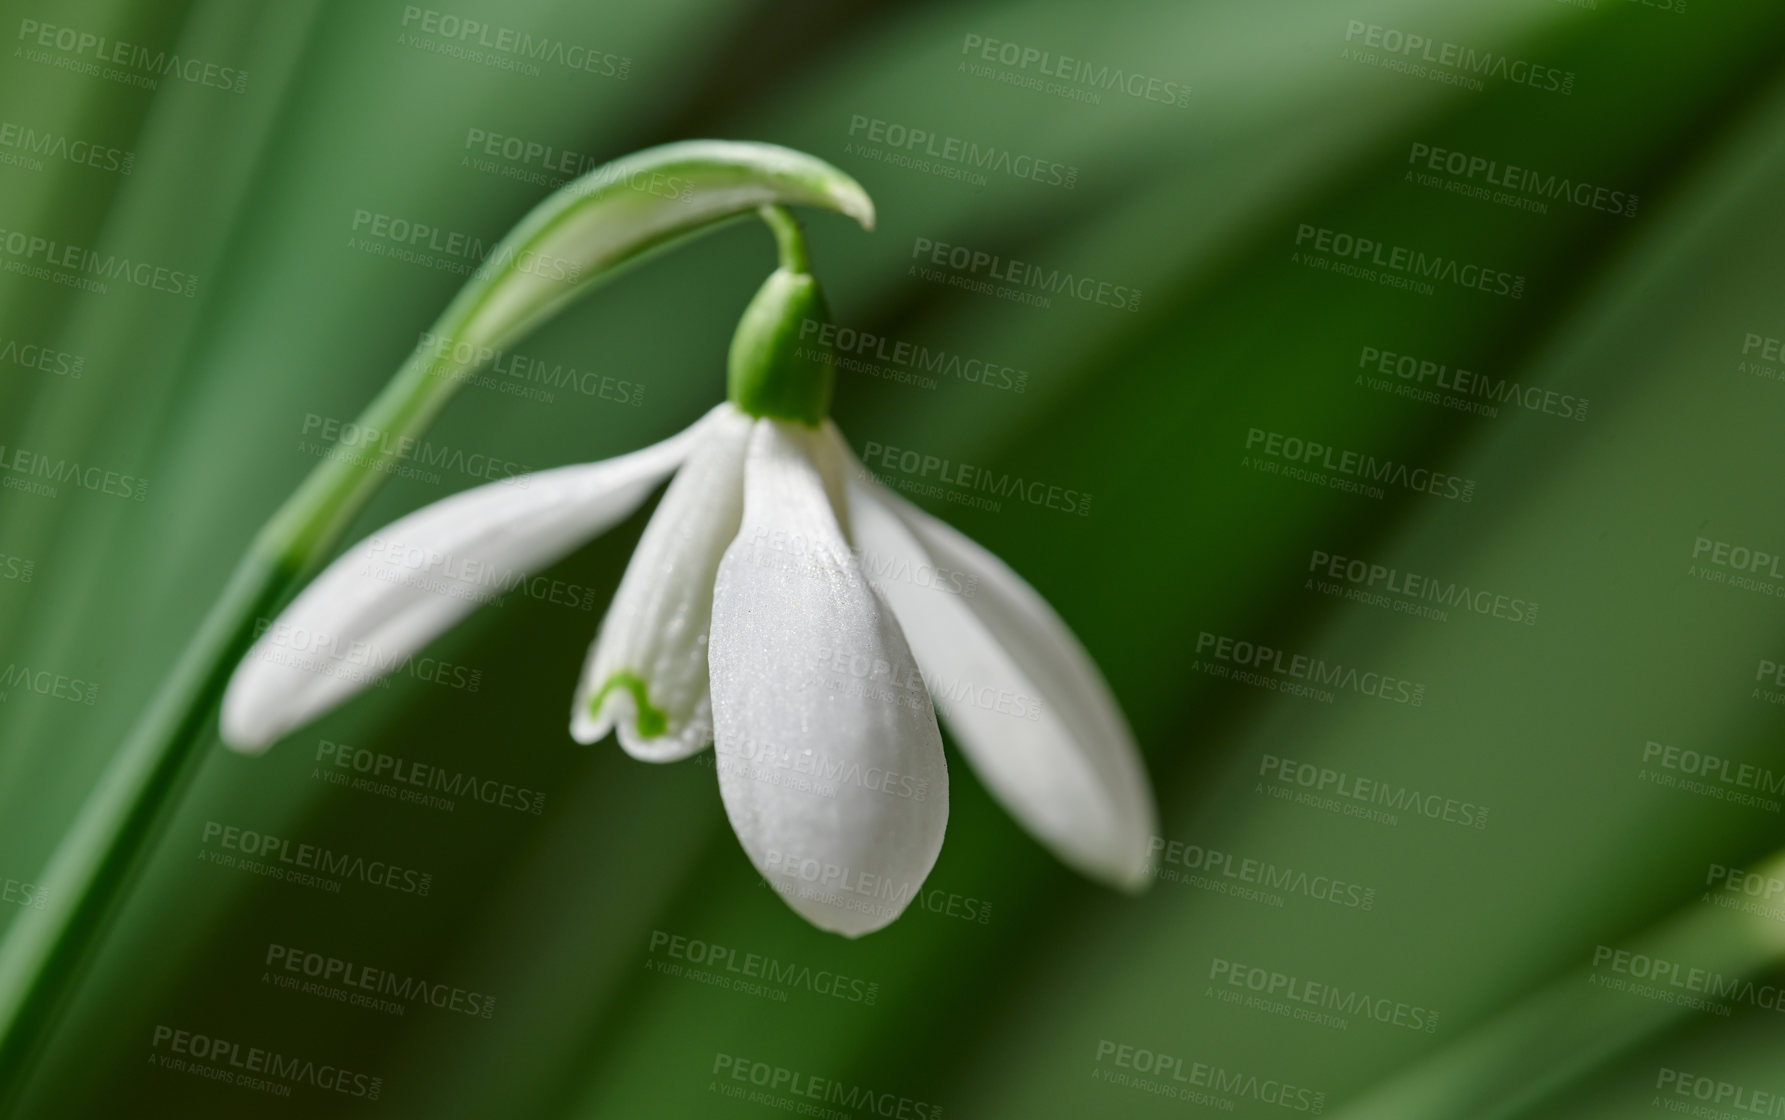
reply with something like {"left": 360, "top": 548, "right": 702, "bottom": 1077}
{"left": 1743, "top": 332, "right": 1785, "bottom": 364}
{"left": 461, "top": 127, "right": 688, "bottom": 196}
{"left": 397, "top": 6, "right": 629, "bottom": 79}
{"left": 910, "top": 236, "right": 1142, "bottom": 311}
{"left": 1591, "top": 945, "right": 1785, "bottom": 1015}
{"left": 1208, "top": 956, "right": 1441, "bottom": 1033}
{"left": 245, "top": 615, "right": 484, "bottom": 696}
{"left": 300, "top": 412, "right": 530, "bottom": 488}
{"left": 0, "top": 121, "right": 133, "bottom": 175}
{"left": 709, "top": 1053, "right": 942, "bottom": 1119}
{"left": 1404, "top": 142, "right": 1637, "bottom": 218}
{"left": 148, "top": 1025, "right": 381, "bottom": 1100}
{"left": 846, "top": 114, "right": 1078, "bottom": 189}
{"left": 349, "top": 209, "right": 582, "bottom": 282}
{"left": 759, "top": 848, "right": 994, "bottom": 926}
{"left": 1655, "top": 1068, "right": 1785, "bottom": 1116}
{"left": 199, "top": 820, "right": 434, "bottom": 896}
{"left": 0, "top": 444, "right": 148, "bottom": 501}
{"left": 1705, "top": 864, "right": 1785, "bottom": 906}
{"left": 1093, "top": 1040, "right": 1327, "bottom": 1113}
{"left": 1342, "top": 20, "right": 1574, "bottom": 95}
{"left": 361, "top": 531, "right": 596, "bottom": 614}
{"left": 858, "top": 438, "right": 1092, "bottom": 515}
{"left": 1294, "top": 223, "right": 1525, "bottom": 299}
{"left": 0, "top": 226, "right": 197, "bottom": 296}
{"left": 417, "top": 330, "right": 645, "bottom": 407}
{"left": 1639, "top": 738, "right": 1785, "bottom": 812}
{"left": 314, "top": 738, "right": 546, "bottom": 816}
{"left": 1245, "top": 427, "right": 1476, "bottom": 503}
{"left": 0, "top": 663, "right": 99, "bottom": 706}
{"left": 796, "top": 320, "right": 1028, "bottom": 394}
{"left": 1257, "top": 754, "right": 1489, "bottom": 830}
{"left": 648, "top": 931, "right": 880, "bottom": 1005}
{"left": 0, "top": 551, "right": 34, "bottom": 583}
{"left": 1307, "top": 548, "right": 1540, "bottom": 625}
{"left": 1355, "top": 344, "right": 1586, "bottom": 422}
{"left": 1147, "top": 835, "right": 1378, "bottom": 910}
{"left": 1691, "top": 536, "right": 1785, "bottom": 592}
{"left": 0, "top": 332, "right": 84, "bottom": 378}
{"left": 1194, "top": 630, "right": 1426, "bottom": 707}
{"left": 714, "top": 729, "right": 934, "bottom": 802}
{"left": 263, "top": 942, "right": 496, "bottom": 1019}
{"left": 958, "top": 33, "right": 1190, "bottom": 107}
{"left": 2, "top": 877, "right": 47, "bottom": 911}
{"left": 16, "top": 19, "right": 248, "bottom": 92}
{"left": 1758, "top": 661, "right": 1785, "bottom": 714}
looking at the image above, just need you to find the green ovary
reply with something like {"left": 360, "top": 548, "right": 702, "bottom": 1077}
{"left": 590, "top": 671, "right": 668, "bottom": 738}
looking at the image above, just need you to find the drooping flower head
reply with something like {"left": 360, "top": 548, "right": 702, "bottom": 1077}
{"left": 222, "top": 203, "right": 1155, "bottom": 936}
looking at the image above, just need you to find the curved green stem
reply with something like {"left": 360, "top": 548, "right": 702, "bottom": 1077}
{"left": 260, "top": 141, "right": 871, "bottom": 570}
{"left": 0, "top": 140, "right": 873, "bottom": 1116}
{"left": 759, "top": 203, "right": 811, "bottom": 274}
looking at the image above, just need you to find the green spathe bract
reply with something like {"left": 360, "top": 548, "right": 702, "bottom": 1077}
{"left": 728, "top": 267, "right": 834, "bottom": 425}
{"left": 0, "top": 140, "right": 874, "bottom": 1112}
{"left": 727, "top": 203, "right": 836, "bottom": 425}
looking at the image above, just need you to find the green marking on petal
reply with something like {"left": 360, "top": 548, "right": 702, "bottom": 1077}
{"left": 590, "top": 671, "right": 668, "bottom": 738}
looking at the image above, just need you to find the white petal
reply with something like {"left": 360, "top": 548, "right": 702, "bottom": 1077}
{"left": 571, "top": 405, "right": 754, "bottom": 759}
{"left": 708, "top": 421, "right": 947, "bottom": 937}
{"left": 219, "top": 409, "right": 721, "bottom": 753}
{"left": 835, "top": 428, "right": 1156, "bottom": 891}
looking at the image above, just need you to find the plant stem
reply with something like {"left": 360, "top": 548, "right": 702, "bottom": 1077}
{"left": 759, "top": 204, "right": 811, "bottom": 274}
{"left": 0, "top": 550, "right": 288, "bottom": 1112}
{"left": 0, "top": 140, "right": 873, "bottom": 1114}
{"left": 1324, "top": 865, "right": 1785, "bottom": 1119}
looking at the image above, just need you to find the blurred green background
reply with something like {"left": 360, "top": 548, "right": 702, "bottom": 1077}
{"left": 6, "top": 0, "right": 1785, "bottom": 1116}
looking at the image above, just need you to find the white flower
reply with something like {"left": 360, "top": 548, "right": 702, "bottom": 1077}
{"left": 221, "top": 403, "right": 1156, "bottom": 936}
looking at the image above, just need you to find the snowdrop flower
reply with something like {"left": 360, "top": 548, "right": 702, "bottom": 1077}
{"left": 221, "top": 206, "right": 1155, "bottom": 936}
